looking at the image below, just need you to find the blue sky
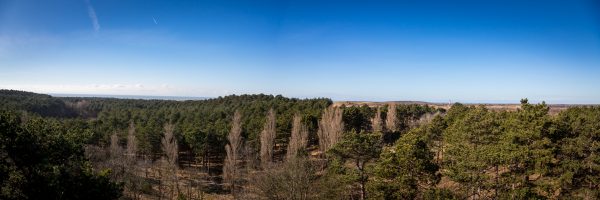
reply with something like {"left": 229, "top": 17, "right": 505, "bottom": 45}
{"left": 1, "top": 0, "right": 599, "bottom": 103}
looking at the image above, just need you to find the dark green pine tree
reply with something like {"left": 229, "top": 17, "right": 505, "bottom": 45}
{"left": 443, "top": 106, "right": 503, "bottom": 199}
{"left": 554, "top": 107, "right": 600, "bottom": 198}
{"left": 371, "top": 127, "right": 442, "bottom": 199}
{"left": 329, "top": 130, "right": 382, "bottom": 200}
{"left": 499, "top": 99, "right": 554, "bottom": 199}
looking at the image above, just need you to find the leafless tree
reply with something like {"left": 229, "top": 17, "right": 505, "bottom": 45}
{"left": 242, "top": 157, "right": 316, "bottom": 200}
{"left": 161, "top": 123, "right": 179, "bottom": 198}
{"left": 224, "top": 110, "right": 243, "bottom": 197}
{"left": 371, "top": 107, "right": 383, "bottom": 133}
{"left": 260, "top": 108, "right": 276, "bottom": 168}
{"left": 125, "top": 122, "right": 143, "bottom": 200}
{"left": 126, "top": 121, "right": 137, "bottom": 158}
{"left": 109, "top": 132, "right": 126, "bottom": 180}
{"left": 411, "top": 111, "right": 441, "bottom": 128}
{"left": 317, "top": 106, "right": 344, "bottom": 153}
{"left": 385, "top": 103, "right": 398, "bottom": 132}
{"left": 110, "top": 132, "right": 121, "bottom": 158}
{"left": 287, "top": 114, "right": 308, "bottom": 160}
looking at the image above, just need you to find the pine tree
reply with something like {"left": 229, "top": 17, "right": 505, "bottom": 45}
{"left": 499, "top": 99, "right": 553, "bottom": 198}
{"left": 372, "top": 128, "right": 441, "bottom": 199}
{"left": 554, "top": 107, "right": 600, "bottom": 198}
{"left": 329, "top": 130, "right": 382, "bottom": 200}
{"left": 443, "top": 106, "right": 502, "bottom": 199}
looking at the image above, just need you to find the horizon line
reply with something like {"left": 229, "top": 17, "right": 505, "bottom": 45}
{"left": 46, "top": 92, "right": 600, "bottom": 105}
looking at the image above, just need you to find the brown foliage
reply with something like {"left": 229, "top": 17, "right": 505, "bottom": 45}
{"left": 385, "top": 103, "right": 398, "bottom": 132}
{"left": 317, "top": 106, "right": 344, "bottom": 153}
{"left": 224, "top": 110, "right": 243, "bottom": 195}
{"left": 242, "top": 157, "right": 316, "bottom": 200}
{"left": 162, "top": 123, "right": 178, "bottom": 168}
{"left": 371, "top": 107, "right": 383, "bottom": 133}
{"left": 126, "top": 122, "right": 137, "bottom": 157}
{"left": 161, "top": 123, "right": 180, "bottom": 198}
{"left": 260, "top": 108, "right": 276, "bottom": 168}
{"left": 286, "top": 114, "right": 308, "bottom": 160}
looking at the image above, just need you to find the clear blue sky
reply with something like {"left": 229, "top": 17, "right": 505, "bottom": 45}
{"left": 1, "top": 0, "right": 599, "bottom": 103}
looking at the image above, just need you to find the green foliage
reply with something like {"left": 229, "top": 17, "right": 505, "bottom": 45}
{"left": 0, "top": 111, "right": 122, "bottom": 199}
{"left": 371, "top": 128, "right": 441, "bottom": 199}
{"left": 3, "top": 90, "right": 600, "bottom": 199}
{"left": 498, "top": 99, "right": 554, "bottom": 198}
{"left": 443, "top": 106, "right": 503, "bottom": 199}
{"left": 1, "top": 91, "right": 332, "bottom": 160}
{"left": 382, "top": 104, "right": 437, "bottom": 143}
{"left": 395, "top": 104, "right": 436, "bottom": 133}
{"left": 329, "top": 130, "right": 382, "bottom": 199}
{"left": 552, "top": 106, "right": 600, "bottom": 198}
{"left": 342, "top": 105, "right": 374, "bottom": 132}
{"left": 91, "top": 94, "right": 331, "bottom": 157}
{"left": 0, "top": 90, "right": 79, "bottom": 118}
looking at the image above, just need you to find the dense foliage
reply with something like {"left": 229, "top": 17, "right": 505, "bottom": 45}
{"left": 0, "top": 111, "right": 122, "bottom": 199}
{"left": 0, "top": 90, "right": 79, "bottom": 117}
{"left": 2, "top": 89, "right": 599, "bottom": 199}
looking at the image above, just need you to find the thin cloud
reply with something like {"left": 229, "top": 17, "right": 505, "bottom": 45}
{"left": 84, "top": 0, "right": 100, "bottom": 32}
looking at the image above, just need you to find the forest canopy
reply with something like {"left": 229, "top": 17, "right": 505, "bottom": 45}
{"left": 1, "top": 89, "right": 599, "bottom": 199}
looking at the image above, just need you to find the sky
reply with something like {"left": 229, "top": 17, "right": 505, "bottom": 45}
{"left": 1, "top": 0, "right": 599, "bottom": 103}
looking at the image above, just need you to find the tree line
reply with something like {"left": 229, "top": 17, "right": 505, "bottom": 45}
{"left": 1, "top": 89, "right": 599, "bottom": 199}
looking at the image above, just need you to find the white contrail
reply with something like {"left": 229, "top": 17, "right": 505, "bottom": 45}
{"left": 153, "top": 17, "right": 158, "bottom": 25}
{"left": 84, "top": 0, "right": 100, "bottom": 32}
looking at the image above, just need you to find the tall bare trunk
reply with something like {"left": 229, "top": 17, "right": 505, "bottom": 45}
{"left": 371, "top": 107, "right": 383, "bottom": 133}
{"left": 317, "top": 106, "right": 344, "bottom": 153}
{"left": 287, "top": 114, "right": 308, "bottom": 160}
{"left": 385, "top": 103, "right": 397, "bottom": 132}
{"left": 223, "top": 111, "right": 243, "bottom": 197}
{"left": 260, "top": 108, "right": 276, "bottom": 168}
{"left": 162, "top": 123, "right": 180, "bottom": 197}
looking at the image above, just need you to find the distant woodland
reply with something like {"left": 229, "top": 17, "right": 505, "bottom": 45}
{"left": 1, "top": 89, "right": 599, "bottom": 199}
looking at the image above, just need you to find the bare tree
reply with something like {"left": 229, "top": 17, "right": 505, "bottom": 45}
{"left": 125, "top": 122, "right": 143, "bottom": 200}
{"left": 410, "top": 111, "right": 440, "bottom": 128}
{"left": 287, "top": 114, "right": 309, "bottom": 160}
{"left": 371, "top": 107, "right": 383, "bottom": 133}
{"left": 161, "top": 123, "right": 179, "bottom": 198}
{"left": 110, "top": 132, "right": 121, "bottom": 158}
{"left": 224, "top": 110, "right": 243, "bottom": 196}
{"left": 317, "top": 106, "right": 344, "bottom": 153}
{"left": 385, "top": 103, "right": 398, "bottom": 132}
{"left": 126, "top": 121, "right": 137, "bottom": 158}
{"left": 243, "top": 157, "right": 316, "bottom": 200}
{"left": 260, "top": 108, "right": 276, "bottom": 168}
{"left": 109, "top": 132, "right": 126, "bottom": 181}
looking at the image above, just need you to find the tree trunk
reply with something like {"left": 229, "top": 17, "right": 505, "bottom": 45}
{"left": 495, "top": 164, "right": 499, "bottom": 199}
{"left": 356, "top": 160, "right": 366, "bottom": 200}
